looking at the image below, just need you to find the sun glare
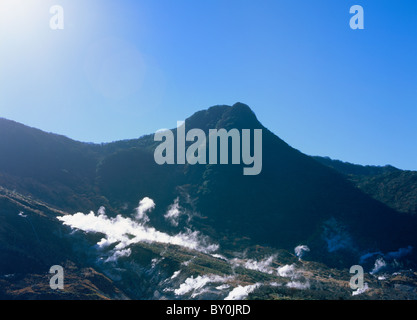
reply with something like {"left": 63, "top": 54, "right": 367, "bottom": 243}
{"left": 0, "top": 0, "right": 45, "bottom": 32}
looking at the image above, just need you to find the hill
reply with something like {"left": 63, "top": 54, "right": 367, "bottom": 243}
{"left": 314, "top": 156, "right": 417, "bottom": 215}
{"left": 1, "top": 104, "right": 417, "bottom": 299}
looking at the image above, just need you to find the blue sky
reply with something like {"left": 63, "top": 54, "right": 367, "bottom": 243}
{"left": 0, "top": 0, "right": 416, "bottom": 170}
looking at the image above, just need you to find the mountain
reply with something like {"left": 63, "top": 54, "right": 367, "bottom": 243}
{"left": 1, "top": 104, "right": 417, "bottom": 300}
{"left": 0, "top": 186, "right": 128, "bottom": 299}
{"left": 95, "top": 103, "right": 417, "bottom": 264}
{"left": 313, "top": 156, "right": 417, "bottom": 215}
{"left": 0, "top": 118, "right": 104, "bottom": 212}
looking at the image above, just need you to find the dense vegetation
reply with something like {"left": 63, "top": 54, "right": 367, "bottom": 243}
{"left": 314, "top": 156, "right": 417, "bottom": 215}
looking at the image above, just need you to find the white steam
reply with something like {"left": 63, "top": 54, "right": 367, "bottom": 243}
{"left": 105, "top": 248, "right": 131, "bottom": 263}
{"left": 164, "top": 198, "right": 181, "bottom": 227}
{"left": 360, "top": 245, "right": 413, "bottom": 277}
{"left": 277, "top": 264, "right": 310, "bottom": 290}
{"left": 135, "top": 197, "right": 155, "bottom": 223}
{"left": 58, "top": 198, "right": 218, "bottom": 262}
{"left": 277, "top": 264, "right": 297, "bottom": 278}
{"left": 286, "top": 280, "right": 310, "bottom": 289}
{"left": 352, "top": 282, "right": 369, "bottom": 296}
{"left": 174, "top": 274, "right": 231, "bottom": 298}
{"left": 229, "top": 255, "right": 277, "bottom": 275}
{"left": 211, "top": 254, "right": 228, "bottom": 261}
{"left": 18, "top": 211, "right": 27, "bottom": 218}
{"left": 224, "top": 283, "right": 260, "bottom": 300}
{"left": 216, "top": 284, "right": 230, "bottom": 290}
{"left": 370, "top": 257, "right": 387, "bottom": 275}
{"left": 294, "top": 245, "right": 310, "bottom": 260}
{"left": 241, "top": 255, "right": 276, "bottom": 274}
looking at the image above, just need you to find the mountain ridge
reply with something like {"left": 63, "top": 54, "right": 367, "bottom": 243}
{"left": 1, "top": 103, "right": 417, "bottom": 300}
{"left": 314, "top": 156, "right": 417, "bottom": 215}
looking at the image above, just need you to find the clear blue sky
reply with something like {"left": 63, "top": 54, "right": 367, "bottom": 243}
{"left": 0, "top": 0, "right": 416, "bottom": 170}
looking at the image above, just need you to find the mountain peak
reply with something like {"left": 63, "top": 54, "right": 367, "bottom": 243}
{"left": 231, "top": 102, "right": 253, "bottom": 113}
{"left": 184, "top": 103, "right": 261, "bottom": 132}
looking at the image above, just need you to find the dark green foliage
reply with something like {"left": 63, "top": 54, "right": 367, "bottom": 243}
{"left": 314, "top": 156, "right": 417, "bottom": 215}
